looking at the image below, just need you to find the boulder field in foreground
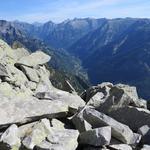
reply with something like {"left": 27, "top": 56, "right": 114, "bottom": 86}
{"left": 0, "top": 39, "right": 150, "bottom": 149}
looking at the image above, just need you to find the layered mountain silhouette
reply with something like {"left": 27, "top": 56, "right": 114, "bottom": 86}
{"left": 0, "top": 18, "right": 150, "bottom": 99}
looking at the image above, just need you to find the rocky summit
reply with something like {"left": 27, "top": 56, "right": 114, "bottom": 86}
{"left": 0, "top": 39, "right": 150, "bottom": 150}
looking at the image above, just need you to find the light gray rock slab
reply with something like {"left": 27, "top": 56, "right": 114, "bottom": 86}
{"left": 51, "top": 119, "right": 65, "bottom": 129}
{"left": 79, "top": 126, "right": 111, "bottom": 146}
{"left": 35, "top": 88, "right": 85, "bottom": 112}
{"left": 19, "top": 122, "right": 38, "bottom": 139}
{"left": 109, "top": 106, "right": 150, "bottom": 131}
{"left": 83, "top": 108, "right": 134, "bottom": 144}
{"left": 0, "top": 97, "right": 68, "bottom": 129}
{"left": 16, "top": 51, "right": 51, "bottom": 67}
{"left": 0, "top": 64, "right": 8, "bottom": 77}
{"left": 0, "top": 124, "right": 21, "bottom": 150}
{"left": 81, "top": 82, "right": 113, "bottom": 102}
{"left": 72, "top": 107, "right": 92, "bottom": 133}
{"left": 13, "top": 47, "right": 30, "bottom": 60}
{"left": 35, "top": 128, "right": 79, "bottom": 150}
{"left": 138, "top": 125, "right": 150, "bottom": 144}
{"left": 20, "top": 65, "right": 40, "bottom": 83}
{"left": 22, "top": 119, "right": 51, "bottom": 149}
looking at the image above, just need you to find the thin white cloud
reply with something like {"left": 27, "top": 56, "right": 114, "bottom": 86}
{"left": 16, "top": 0, "right": 121, "bottom": 22}
{"left": 9, "top": 0, "right": 150, "bottom": 23}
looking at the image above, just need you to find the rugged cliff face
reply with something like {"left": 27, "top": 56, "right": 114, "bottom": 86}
{"left": 5, "top": 18, "right": 150, "bottom": 99}
{"left": 0, "top": 39, "right": 150, "bottom": 150}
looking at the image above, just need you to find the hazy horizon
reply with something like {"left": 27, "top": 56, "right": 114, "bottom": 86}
{"left": 0, "top": 0, "right": 150, "bottom": 23}
{"left": 1, "top": 17, "right": 150, "bottom": 24}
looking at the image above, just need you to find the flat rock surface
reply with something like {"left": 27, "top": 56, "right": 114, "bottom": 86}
{"left": 0, "top": 96, "right": 68, "bottom": 128}
{"left": 16, "top": 51, "right": 51, "bottom": 67}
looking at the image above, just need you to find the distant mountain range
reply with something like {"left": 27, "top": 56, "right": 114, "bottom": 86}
{"left": 68, "top": 18, "right": 150, "bottom": 99}
{"left": 12, "top": 18, "right": 106, "bottom": 49}
{"left": 0, "top": 19, "right": 89, "bottom": 93}
{"left": 0, "top": 18, "right": 150, "bottom": 99}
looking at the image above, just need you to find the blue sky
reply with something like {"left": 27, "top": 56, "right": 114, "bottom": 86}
{"left": 0, "top": 0, "right": 150, "bottom": 23}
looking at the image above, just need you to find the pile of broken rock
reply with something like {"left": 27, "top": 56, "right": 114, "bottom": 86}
{"left": 0, "top": 39, "right": 150, "bottom": 150}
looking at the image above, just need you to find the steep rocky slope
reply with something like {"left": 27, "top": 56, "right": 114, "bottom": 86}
{"left": 0, "top": 20, "right": 89, "bottom": 92}
{"left": 13, "top": 18, "right": 107, "bottom": 49}
{"left": 69, "top": 18, "right": 150, "bottom": 99}
{"left": 0, "top": 39, "right": 150, "bottom": 150}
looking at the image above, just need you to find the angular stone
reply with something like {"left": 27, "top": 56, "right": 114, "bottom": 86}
{"left": 109, "top": 106, "right": 150, "bottom": 131}
{"left": 35, "top": 88, "right": 85, "bottom": 112}
{"left": 83, "top": 108, "right": 134, "bottom": 144}
{"left": 19, "top": 122, "right": 37, "bottom": 139}
{"left": 35, "top": 129, "right": 79, "bottom": 150}
{"left": 22, "top": 119, "right": 51, "bottom": 149}
{"left": 0, "top": 39, "right": 15, "bottom": 62}
{"left": 35, "top": 66, "right": 52, "bottom": 93}
{"left": 28, "top": 81, "right": 37, "bottom": 90}
{"left": 16, "top": 51, "right": 51, "bottom": 67}
{"left": 0, "top": 64, "right": 8, "bottom": 77}
{"left": 13, "top": 47, "right": 30, "bottom": 60}
{"left": 138, "top": 125, "right": 150, "bottom": 144}
{"left": 0, "top": 124, "right": 21, "bottom": 150}
{"left": 97, "top": 84, "right": 146, "bottom": 116}
{"left": 72, "top": 108, "right": 92, "bottom": 133}
{"left": 51, "top": 119, "right": 65, "bottom": 129}
{"left": 0, "top": 82, "right": 33, "bottom": 99}
{"left": 20, "top": 65, "right": 40, "bottom": 83}
{"left": 131, "top": 133, "right": 142, "bottom": 146}
{"left": 81, "top": 82, "right": 113, "bottom": 102}
{"left": 4, "top": 64, "right": 29, "bottom": 88}
{"left": 79, "top": 127, "right": 111, "bottom": 146}
{"left": 108, "top": 144, "right": 132, "bottom": 150}
{"left": 0, "top": 97, "right": 68, "bottom": 129}
{"left": 87, "top": 92, "right": 106, "bottom": 107}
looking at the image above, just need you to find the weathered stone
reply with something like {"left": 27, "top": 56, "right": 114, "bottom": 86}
{"left": 81, "top": 82, "right": 113, "bottom": 102}
{"left": 35, "top": 129, "right": 79, "bottom": 150}
{"left": 51, "top": 119, "right": 65, "bottom": 129}
{"left": 0, "top": 96, "right": 68, "bottom": 129}
{"left": 96, "top": 84, "right": 146, "bottom": 116}
{"left": 83, "top": 108, "right": 134, "bottom": 144}
{"left": 16, "top": 51, "right": 51, "bottom": 67}
{"left": 109, "top": 106, "right": 150, "bottom": 131}
{"left": 108, "top": 144, "right": 132, "bottom": 150}
{"left": 35, "top": 88, "right": 85, "bottom": 112}
{"left": 112, "top": 84, "right": 146, "bottom": 109}
{"left": 72, "top": 107, "right": 92, "bottom": 133}
{"left": 131, "top": 133, "right": 142, "bottom": 146}
{"left": 0, "top": 82, "right": 33, "bottom": 99}
{"left": 18, "top": 122, "right": 38, "bottom": 139}
{"left": 0, "top": 124, "right": 21, "bottom": 150}
{"left": 4, "top": 64, "right": 29, "bottom": 88}
{"left": 13, "top": 47, "right": 30, "bottom": 60}
{"left": 138, "top": 125, "right": 150, "bottom": 144}
{"left": 79, "top": 127, "right": 111, "bottom": 146}
{"left": 87, "top": 92, "right": 106, "bottom": 108}
{"left": 0, "top": 39, "right": 15, "bottom": 63}
{"left": 20, "top": 65, "right": 40, "bottom": 83}
{"left": 22, "top": 119, "right": 51, "bottom": 149}
{"left": 35, "top": 66, "right": 52, "bottom": 93}
{"left": 0, "top": 64, "right": 8, "bottom": 77}
{"left": 28, "top": 81, "right": 37, "bottom": 90}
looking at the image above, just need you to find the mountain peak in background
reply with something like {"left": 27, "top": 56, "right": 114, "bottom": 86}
{"left": 1, "top": 18, "right": 150, "bottom": 99}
